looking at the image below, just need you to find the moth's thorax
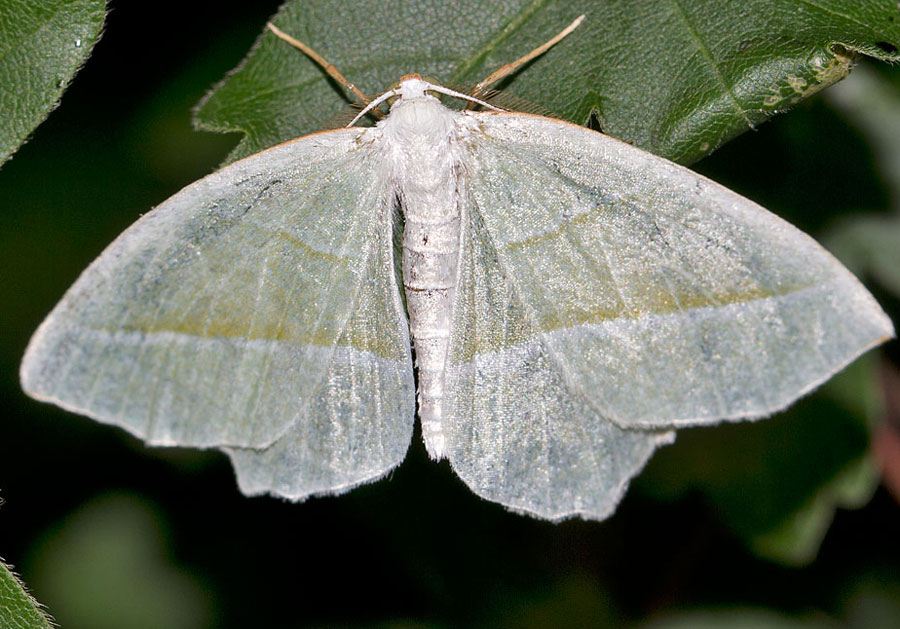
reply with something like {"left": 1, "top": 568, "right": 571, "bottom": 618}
{"left": 386, "top": 88, "right": 469, "bottom": 460}
{"left": 382, "top": 96, "right": 463, "bottom": 152}
{"left": 383, "top": 93, "right": 456, "bottom": 137}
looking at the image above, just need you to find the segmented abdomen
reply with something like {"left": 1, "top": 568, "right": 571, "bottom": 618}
{"left": 402, "top": 193, "right": 461, "bottom": 460}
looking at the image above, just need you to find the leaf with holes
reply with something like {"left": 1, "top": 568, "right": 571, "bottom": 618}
{"left": 195, "top": 0, "right": 900, "bottom": 164}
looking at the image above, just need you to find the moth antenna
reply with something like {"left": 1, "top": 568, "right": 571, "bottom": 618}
{"left": 468, "top": 14, "right": 585, "bottom": 108}
{"left": 266, "top": 22, "right": 384, "bottom": 119}
{"left": 427, "top": 83, "right": 505, "bottom": 112}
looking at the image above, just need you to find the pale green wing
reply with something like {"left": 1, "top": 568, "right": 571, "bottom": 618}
{"left": 444, "top": 203, "right": 675, "bottom": 521}
{"left": 21, "top": 128, "right": 416, "bottom": 473}
{"left": 224, "top": 200, "right": 415, "bottom": 500}
{"left": 455, "top": 112, "right": 893, "bottom": 432}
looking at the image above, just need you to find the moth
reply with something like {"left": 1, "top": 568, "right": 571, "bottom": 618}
{"left": 20, "top": 17, "right": 893, "bottom": 521}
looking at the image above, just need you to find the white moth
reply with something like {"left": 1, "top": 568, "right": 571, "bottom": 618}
{"left": 21, "top": 18, "right": 894, "bottom": 521}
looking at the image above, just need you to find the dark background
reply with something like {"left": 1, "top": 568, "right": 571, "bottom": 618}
{"left": 2, "top": 2, "right": 899, "bottom": 627}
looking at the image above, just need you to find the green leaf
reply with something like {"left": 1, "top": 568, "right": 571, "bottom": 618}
{"left": 0, "top": 0, "right": 106, "bottom": 166}
{"left": 637, "top": 355, "right": 882, "bottom": 566}
{"left": 0, "top": 559, "right": 53, "bottom": 629}
{"left": 194, "top": 0, "right": 900, "bottom": 165}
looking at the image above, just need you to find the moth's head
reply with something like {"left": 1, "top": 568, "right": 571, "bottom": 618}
{"left": 392, "top": 75, "right": 441, "bottom": 102}
{"left": 345, "top": 75, "right": 444, "bottom": 128}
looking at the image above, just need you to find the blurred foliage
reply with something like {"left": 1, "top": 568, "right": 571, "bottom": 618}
{"left": 25, "top": 493, "right": 213, "bottom": 629}
{"left": 195, "top": 0, "right": 900, "bottom": 165}
{"left": 826, "top": 63, "right": 900, "bottom": 300}
{"left": 639, "top": 357, "right": 882, "bottom": 566}
{"left": 0, "top": 1, "right": 899, "bottom": 627}
{"left": 0, "top": 0, "right": 105, "bottom": 166}
{"left": 0, "top": 558, "right": 52, "bottom": 629}
{"left": 644, "top": 572, "right": 900, "bottom": 628}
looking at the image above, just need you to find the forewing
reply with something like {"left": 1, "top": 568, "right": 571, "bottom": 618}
{"left": 457, "top": 112, "right": 893, "bottom": 430}
{"left": 21, "top": 129, "right": 416, "bottom": 465}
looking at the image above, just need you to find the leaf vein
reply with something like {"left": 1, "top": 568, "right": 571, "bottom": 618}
{"left": 797, "top": 0, "right": 869, "bottom": 30}
{"left": 448, "top": 0, "right": 554, "bottom": 85}
{"left": 668, "top": 0, "right": 753, "bottom": 129}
